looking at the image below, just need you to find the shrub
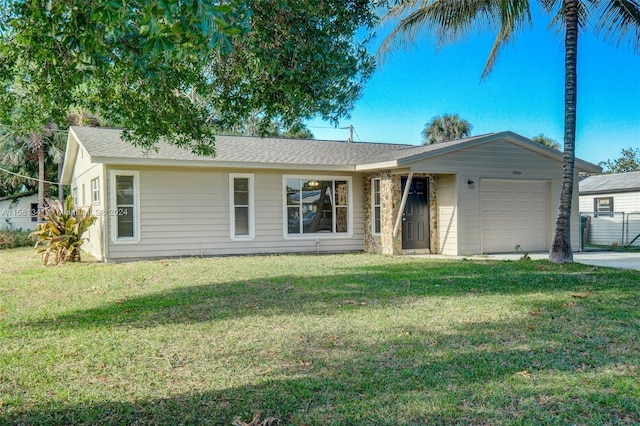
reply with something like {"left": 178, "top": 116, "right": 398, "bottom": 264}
{"left": 0, "top": 229, "right": 34, "bottom": 249}
{"left": 30, "top": 196, "right": 95, "bottom": 265}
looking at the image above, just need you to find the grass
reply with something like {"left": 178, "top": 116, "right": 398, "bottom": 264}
{"left": 1, "top": 248, "right": 639, "bottom": 425}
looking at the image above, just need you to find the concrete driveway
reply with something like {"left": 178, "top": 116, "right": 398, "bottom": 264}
{"left": 573, "top": 251, "right": 640, "bottom": 270}
{"left": 485, "top": 251, "right": 640, "bottom": 271}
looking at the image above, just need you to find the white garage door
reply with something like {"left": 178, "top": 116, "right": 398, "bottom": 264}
{"left": 481, "top": 180, "right": 549, "bottom": 253}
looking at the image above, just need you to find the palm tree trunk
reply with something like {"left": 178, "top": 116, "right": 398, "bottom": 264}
{"left": 37, "top": 147, "right": 45, "bottom": 221}
{"left": 550, "top": 0, "right": 579, "bottom": 263}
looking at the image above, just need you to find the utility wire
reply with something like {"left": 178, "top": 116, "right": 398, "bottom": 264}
{"left": 0, "top": 123, "right": 69, "bottom": 133}
{"left": 0, "top": 165, "right": 61, "bottom": 185}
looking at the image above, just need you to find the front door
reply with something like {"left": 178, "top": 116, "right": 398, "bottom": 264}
{"left": 402, "top": 177, "right": 429, "bottom": 250}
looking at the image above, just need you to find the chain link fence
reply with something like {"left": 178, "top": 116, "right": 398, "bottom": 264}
{"left": 580, "top": 211, "right": 640, "bottom": 250}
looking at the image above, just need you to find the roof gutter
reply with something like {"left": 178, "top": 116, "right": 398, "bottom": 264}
{"left": 92, "top": 156, "right": 358, "bottom": 172}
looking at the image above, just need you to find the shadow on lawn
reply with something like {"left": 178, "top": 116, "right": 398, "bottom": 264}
{"left": 4, "top": 311, "right": 638, "bottom": 425}
{"left": 22, "top": 260, "right": 638, "bottom": 331}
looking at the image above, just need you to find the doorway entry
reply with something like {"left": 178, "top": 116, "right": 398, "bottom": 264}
{"left": 401, "top": 176, "right": 430, "bottom": 250}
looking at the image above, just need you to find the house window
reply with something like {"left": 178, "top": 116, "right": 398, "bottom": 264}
{"left": 110, "top": 170, "right": 140, "bottom": 242}
{"left": 285, "top": 177, "right": 350, "bottom": 236}
{"left": 91, "top": 177, "right": 100, "bottom": 203}
{"left": 594, "top": 197, "right": 614, "bottom": 217}
{"left": 82, "top": 184, "right": 86, "bottom": 206}
{"left": 372, "top": 178, "right": 381, "bottom": 234}
{"left": 72, "top": 187, "right": 78, "bottom": 206}
{"left": 31, "top": 203, "right": 38, "bottom": 222}
{"left": 229, "top": 174, "right": 254, "bottom": 239}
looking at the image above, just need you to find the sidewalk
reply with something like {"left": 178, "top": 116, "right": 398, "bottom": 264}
{"left": 409, "top": 251, "right": 640, "bottom": 271}
{"left": 484, "top": 251, "right": 640, "bottom": 271}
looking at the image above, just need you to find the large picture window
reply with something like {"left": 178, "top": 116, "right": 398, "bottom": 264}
{"left": 285, "top": 177, "right": 350, "bottom": 236}
{"left": 372, "top": 178, "right": 381, "bottom": 234}
{"left": 229, "top": 174, "right": 254, "bottom": 239}
{"left": 110, "top": 170, "right": 140, "bottom": 242}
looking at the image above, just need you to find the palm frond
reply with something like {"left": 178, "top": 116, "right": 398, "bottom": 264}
{"left": 595, "top": 0, "right": 640, "bottom": 52}
{"left": 379, "top": 0, "right": 493, "bottom": 63}
{"left": 482, "top": 0, "right": 533, "bottom": 78}
{"left": 544, "top": 0, "right": 589, "bottom": 35}
{"left": 377, "top": 0, "right": 532, "bottom": 79}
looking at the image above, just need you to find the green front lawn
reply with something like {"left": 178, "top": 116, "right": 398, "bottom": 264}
{"left": 1, "top": 248, "right": 638, "bottom": 425}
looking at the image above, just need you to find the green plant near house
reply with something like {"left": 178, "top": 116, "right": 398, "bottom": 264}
{"left": 0, "top": 229, "right": 34, "bottom": 249}
{"left": 514, "top": 244, "right": 531, "bottom": 261}
{"left": 29, "top": 195, "right": 95, "bottom": 264}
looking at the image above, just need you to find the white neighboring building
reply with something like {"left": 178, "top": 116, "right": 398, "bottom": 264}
{"left": 0, "top": 192, "right": 39, "bottom": 231}
{"left": 579, "top": 171, "right": 640, "bottom": 247}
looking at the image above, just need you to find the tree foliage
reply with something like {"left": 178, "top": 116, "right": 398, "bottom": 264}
{"left": 421, "top": 114, "right": 472, "bottom": 145}
{"left": 0, "top": 125, "right": 64, "bottom": 199}
{"left": 0, "top": 108, "right": 109, "bottom": 199}
{"left": 1, "top": 0, "right": 375, "bottom": 153}
{"left": 603, "top": 147, "right": 640, "bottom": 173}
{"left": 223, "top": 111, "right": 314, "bottom": 138}
{"left": 531, "top": 134, "right": 560, "bottom": 150}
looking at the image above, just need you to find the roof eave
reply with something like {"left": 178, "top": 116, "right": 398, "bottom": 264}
{"left": 94, "top": 156, "right": 358, "bottom": 172}
{"left": 61, "top": 128, "right": 80, "bottom": 185}
{"left": 355, "top": 161, "right": 400, "bottom": 171}
{"left": 580, "top": 188, "right": 640, "bottom": 196}
{"left": 391, "top": 131, "right": 602, "bottom": 174}
{"left": 575, "top": 160, "right": 602, "bottom": 174}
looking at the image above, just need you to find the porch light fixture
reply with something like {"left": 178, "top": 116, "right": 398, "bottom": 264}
{"left": 308, "top": 180, "right": 319, "bottom": 188}
{"left": 467, "top": 179, "right": 475, "bottom": 189}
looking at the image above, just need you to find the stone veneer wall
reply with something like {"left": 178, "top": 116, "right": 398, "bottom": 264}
{"left": 363, "top": 172, "right": 438, "bottom": 255}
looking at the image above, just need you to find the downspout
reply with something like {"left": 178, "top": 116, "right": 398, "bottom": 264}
{"left": 393, "top": 171, "right": 414, "bottom": 238}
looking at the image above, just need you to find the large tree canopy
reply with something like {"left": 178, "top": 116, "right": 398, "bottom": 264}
{"left": 0, "top": 0, "right": 376, "bottom": 154}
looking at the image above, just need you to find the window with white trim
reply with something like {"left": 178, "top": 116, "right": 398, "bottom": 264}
{"left": 372, "top": 178, "right": 381, "bottom": 235}
{"left": 285, "top": 177, "right": 350, "bottom": 235}
{"left": 91, "top": 177, "right": 100, "bottom": 203}
{"left": 110, "top": 171, "right": 140, "bottom": 242}
{"left": 72, "top": 187, "right": 78, "bottom": 206}
{"left": 229, "top": 174, "right": 254, "bottom": 239}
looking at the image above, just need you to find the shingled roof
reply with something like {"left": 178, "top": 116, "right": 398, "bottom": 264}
{"left": 579, "top": 171, "right": 640, "bottom": 194}
{"left": 68, "top": 126, "right": 413, "bottom": 167}
{"left": 62, "top": 126, "right": 601, "bottom": 183}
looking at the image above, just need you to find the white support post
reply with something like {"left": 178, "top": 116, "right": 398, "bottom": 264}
{"left": 393, "top": 171, "right": 413, "bottom": 238}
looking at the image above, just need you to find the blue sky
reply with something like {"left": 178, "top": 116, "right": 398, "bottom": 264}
{"left": 307, "top": 7, "right": 640, "bottom": 166}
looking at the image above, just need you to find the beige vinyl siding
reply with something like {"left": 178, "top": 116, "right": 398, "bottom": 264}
{"left": 436, "top": 174, "right": 457, "bottom": 255}
{"left": 105, "top": 167, "right": 364, "bottom": 260}
{"left": 409, "top": 140, "right": 572, "bottom": 254}
{"left": 68, "top": 143, "right": 105, "bottom": 260}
